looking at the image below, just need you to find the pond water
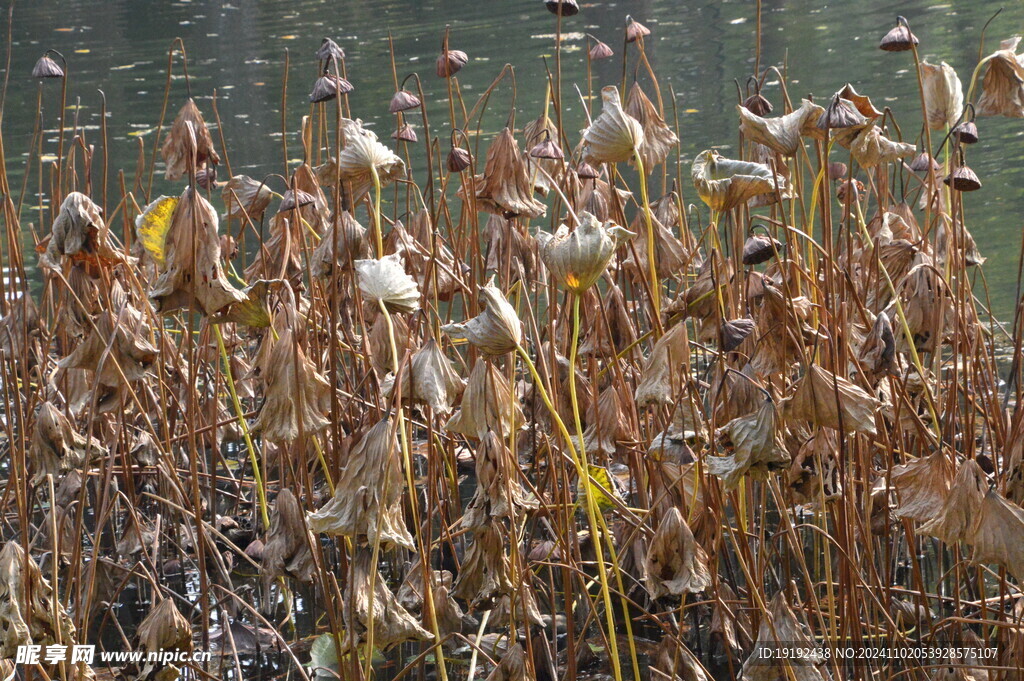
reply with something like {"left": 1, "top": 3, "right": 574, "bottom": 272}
{"left": 2, "top": 0, "right": 1022, "bottom": 318}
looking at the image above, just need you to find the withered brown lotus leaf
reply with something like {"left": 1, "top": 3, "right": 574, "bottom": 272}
{"left": 446, "top": 360, "right": 524, "bottom": 440}
{"left": 393, "top": 122, "right": 417, "bottom": 143}
{"left": 0, "top": 294, "right": 40, "bottom": 362}
{"left": 116, "top": 511, "right": 156, "bottom": 556}
{"left": 584, "top": 384, "right": 633, "bottom": 456}
{"left": 453, "top": 520, "right": 514, "bottom": 607}
{"left": 625, "top": 15, "right": 651, "bottom": 43}
{"left": 817, "top": 96, "right": 868, "bottom": 132}
{"left": 463, "top": 429, "right": 537, "bottom": 529}
{"left": 311, "top": 211, "right": 369, "bottom": 277}
{"left": 277, "top": 188, "right": 315, "bottom": 213}
{"left": 879, "top": 19, "right": 918, "bottom": 52}
{"left": 892, "top": 450, "right": 954, "bottom": 520}
{"left": 442, "top": 278, "right": 522, "bottom": 355}
{"left": 921, "top": 61, "right": 964, "bottom": 130}
{"left": 397, "top": 561, "right": 453, "bottom": 612}
{"left": 653, "top": 634, "right": 712, "bottom": 681}
{"left": 672, "top": 249, "right": 731, "bottom": 322}
{"left": 447, "top": 145, "right": 472, "bottom": 172}
{"left": 721, "top": 317, "right": 755, "bottom": 352}
{"left": 919, "top": 458, "right": 987, "bottom": 544}
{"left": 626, "top": 82, "right": 678, "bottom": 168}
{"left": 976, "top": 37, "right": 1024, "bottom": 118}
{"left": 136, "top": 598, "right": 191, "bottom": 680}
{"left": 838, "top": 84, "right": 884, "bottom": 118}
{"left": 485, "top": 215, "right": 537, "bottom": 283}
{"left": 356, "top": 254, "right": 420, "bottom": 314}
{"left": 251, "top": 325, "right": 330, "bottom": 444}
{"left": 244, "top": 214, "right": 304, "bottom": 288}
{"left": 317, "top": 37, "right": 344, "bottom": 62}
{"left": 710, "top": 582, "right": 752, "bottom": 666}
{"left": 635, "top": 322, "right": 690, "bottom": 407}
{"left": 644, "top": 506, "right": 711, "bottom": 599}
{"left": 29, "top": 402, "right": 105, "bottom": 487}
{"left": 894, "top": 258, "right": 954, "bottom": 354}
{"left": 436, "top": 47, "right": 468, "bottom": 78}
{"left": 967, "top": 490, "right": 1024, "bottom": 583}
{"left": 41, "top": 192, "right": 112, "bottom": 269}
{"left": 579, "top": 174, "right": 632, "bottom": 224}
{"left": 486, "top": 643, "right": 531, "bottom": 681}
{"left": 161, "top": 98, "right": 220, "bottom": 181}
{"left": 580, "top": 284, "right": 636, "bottom": 358}
{"left": 537, "top": 211, "right": 633, "bottom": 293}
{"left": 261, "top": 489, "right": 315, "bottom": 588}
{"left": 32, "top": 54, "right": 64, "bottom": 78}
{"left": 742, "top": 232, "right": 782, "bottom": 265}
{"left": 0, "top": 542, "right": 82, "bottom": 663}
{"left": 212, "top": 279, "right": 273, "bottom": 327}
{"left": 849, "top": 126, "right": 916, "bottom": 168}
{"left": 461, "top": 127, "right": 546, "bottom": 219}
{"left": 401, "top": 337, "right": 466, "bottom": 414}
{"left": 623, "top": 202, "right": 691, "bottom": 283}
{"left": 342, "top": 548, "right": 433, "bottom": 652}
{"left": 692, "top": 150, "right": 782, "bottom": 212}
{"left": 707, "top": 398, "right": 790, "bottom": 490}
{"left": 908, "top": 152, "right": 941, "bottom": 173}
{"left": 57, "top": 303, "right": 158, "bottom": 390}
{"left": 583, "top": 86, "right": 645, "bottom": 165}
{"left": 737, "top": 99, "right": 824, "bottom": 157}
{"left": 338, "top": 119, "right": 405, "bottom": 203}
{"left": 788, "top": 430, "right": 843, "bottom": 504}
{"left": 590, "top": 40, "right": 614, "bottom": 60}
{"left": 389, "top": 89, "right": 421, "bottom": 113}
{"left": 308, "top": 418, "right": 415, "bottom": 550}
{"left": 740, "top": 589, "right": 827, "bottom": 681}
{"left": 784, "top": 364, "right": 880, "bottom": 435}
{"left": 150, "top": 187, "right": 245, "bottom": 316}
{"left": 369, "top": 310, "right": 411, "bottom": 376}
{"left": 743, "top": 92, "right": 773, "bottom": 117}
{"left": 856, "top": 311, "right": 898, "bottom": 385}
{"left": 400, "top": 209, "right": 464, "bottom": 301}
{"left": 222, "top": 175, "right": 273, "bottom": 220}
{"left": 309, "top": 73, "right": 354, "bottom": 103}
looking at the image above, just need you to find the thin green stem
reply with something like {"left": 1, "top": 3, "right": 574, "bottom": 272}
{"left": 213, "top": 324, "right": 269, "bottom": 530}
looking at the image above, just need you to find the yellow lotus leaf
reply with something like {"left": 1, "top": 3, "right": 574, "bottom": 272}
{"left": 134, "top": 195, "right": 178, "bottom": 266}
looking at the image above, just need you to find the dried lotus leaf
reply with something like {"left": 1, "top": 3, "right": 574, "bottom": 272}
{"left": 583, "top": 85, "right": 645, "bottom": 165}
{"left": 976, "top": 37, "right": 1024, "bottom": 118}
{"left": 784, "top": 364, "right": 880, "bottom": 435}
{"left": 307, "top": 418, "right": 415, "bottom": 550}
{"left": 356, "top": 253, "right": 420, "bottom": 314}
{"left": 460, "top": 127, "right": 546, "bottom": 219}
{"left": 643, "top": 506, "right": 711, "bottom": 599}
{"left": 919, "top": 458, "right": 987, "bottom": 544}
{"left": 692, "top": 149, "right": 783, "bottom": 212}
{"left": 737, "top": 99, "right": 824, "bottom": 156}
{"left": 442, "top": 278, "right": 522, "bottom": 355}
{"left": 626, "top": 82, "right": 677, "bottom": 168}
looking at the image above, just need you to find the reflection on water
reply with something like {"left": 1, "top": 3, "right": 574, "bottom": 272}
{"left": 3, "top": 1, "right": 1022, "bottom": 316}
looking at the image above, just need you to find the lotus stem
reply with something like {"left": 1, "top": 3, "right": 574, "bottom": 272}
{"left": 213, "top": 324, "right": 269, "bottom": 530}
{"left": 568, "top": 294, "right": 641, "bottom": 681}
{"left": 514, "top": 341, "right": 623, "bottom": 681}
{"left": 632, "top": 150, "right": 663, "bottom": 334}
{"left": 378, "top": 299, "right": 449, "bottom": 681}
{"left": 371, "top": 163, "right": 384, "bottom": 257}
